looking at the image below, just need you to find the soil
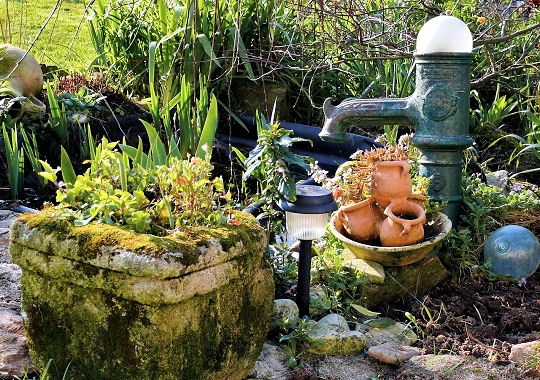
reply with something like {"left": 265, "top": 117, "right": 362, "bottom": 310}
{"left": 376, "top": 271, "right": 540, "bottom": 364}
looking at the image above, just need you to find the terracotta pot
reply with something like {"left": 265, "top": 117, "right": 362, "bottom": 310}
{"left": 408, "top": 193, "right": 427, "bottom": 207}
{"left": 337, "top": 198, "right": 385, "bottom": 241}
{"left": 379, "top": 201, "right": 427, "bottom": 247}
{"left": 330, "top": 212, "right": 452, "bottom": 266}
{"left": 371, "top": 160, "right": 412, "bottom": 208}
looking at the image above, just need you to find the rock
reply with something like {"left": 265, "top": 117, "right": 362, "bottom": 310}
{"left": 341, "top": 249, "right": 385, "bottom": 284}
{"left": 0, "top": 309, "right": 33, "bottom": 378}
{"left": 509, "top": 340, "right": 540, "bottom": 376}
{"left": 368, "top": 341, "right": 421, "bottom": 365}
{"left": 270, "top": 299, "right": 299, "bottom": 333}
{"left": 361, "top": 318, "right": 418, "bottom": 347}
{"left": 485, "top": 170, "right": 508, "bottom": 192}
{"left": 308, "top": 284, "right": 331, "bottom": 316}
{"left": 317, "top": 313, "right": 349, "bottom": 329}
{"left": 359, "top": 252, "right": 448, "bottom": 308}
{"left": 250, "top": 342, "right": 292, "bottom": 379}
{"left": 0, "top": 211, "right": 30, "bottom": 379}
{"left": 306, "top": 317, "right": 366, "bottom": 355}
{"left": 397, "top": 354, "right": 521, "bottom": 379}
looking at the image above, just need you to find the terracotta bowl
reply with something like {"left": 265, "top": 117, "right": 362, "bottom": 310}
{"left": 330, "top": 212, "right": 452, "bottom": 266}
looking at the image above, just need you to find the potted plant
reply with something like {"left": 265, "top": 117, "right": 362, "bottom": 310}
{"left": 9, "top": 131, "right": 275, "bottom": 379}
{"left": 314, "top": 127, "right": 451, "bottom": 264}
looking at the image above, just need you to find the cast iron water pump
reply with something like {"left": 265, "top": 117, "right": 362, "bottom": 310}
{"left": 319, "top": 16, "right": 474, "bottom": 225}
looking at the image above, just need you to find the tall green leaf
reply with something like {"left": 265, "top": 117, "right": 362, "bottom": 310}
{"left": 195, "top": 94, "right": 218, "bottom": 159}
{"left": 60, "top": 146, "right": 77, "bottom": 187}
{"left": 2, "top": 123, "right": 24, "bottom": 199}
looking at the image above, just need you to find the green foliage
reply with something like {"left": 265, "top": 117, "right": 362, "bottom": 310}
{"left": 87, "top": 0, "right": 238, "bottom": 95}
{"left": 38, "top": 137, "right": 229, "bottom": 234}
{"left": 470, "top": 90, "right": 519, "bottom": 133}
{"left": 439, "top": 171, "right": 540, "bottom": 274}
{"left": 265, "top": 243, "right": 298, "bottom": 296}
{"left": 237, "top": 112, "right": 314, "bottom": 239}
{"left": 56, "top": 86, "right": 105, "bottom": 124}
{"left": 503, "top": 109, "right": 540, "bottom": 178}
{"left": 278, "top": 316, "right": 320, "bottom": 369}
{"left": 46, "top": 82, "right": 68, "bottom": 146}
{"left": 18, "top": 127, "right": 47, "bottom": 192}
{"left": 1, "top": 123, "right": 24, "bottom": 199}
{"left": 242, "top": 112, "right": 313, "bottom": 204}
{"left": 310, "top": 231, "right": 372, "bottom": 321}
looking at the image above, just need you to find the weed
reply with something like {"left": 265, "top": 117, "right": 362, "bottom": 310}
{"left": 521, "top": 342, "right": 540, "bottom": 376}
{"left": 278, "top": 316, "right": 318, "bottom": 368}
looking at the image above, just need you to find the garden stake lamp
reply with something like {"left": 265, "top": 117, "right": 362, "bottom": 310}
{"left": 279, "top": 185, "right": 337, "bottom": 317}
{"left": 319, "top": 16, "right": 474, "bottom": 225}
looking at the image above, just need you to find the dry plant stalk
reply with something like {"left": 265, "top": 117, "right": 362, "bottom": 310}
{"left": 337, "top": 145, "right": 410, "bottom": 204}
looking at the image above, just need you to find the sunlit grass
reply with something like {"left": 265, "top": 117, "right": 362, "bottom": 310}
{"left": 2, "top": 0, "right": 96, "bottom": 71}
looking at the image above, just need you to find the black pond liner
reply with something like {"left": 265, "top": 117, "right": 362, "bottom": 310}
{"left": 216, "top": 114, "right": 379, "bottom": 174}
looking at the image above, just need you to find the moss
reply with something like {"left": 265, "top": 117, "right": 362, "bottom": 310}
{"left": 15, "top": 206, "right": 273, "bottom": 379}
{"left": 18, "top": 208, "right": 263, "bottom": 264}
{"left": 20, "top": 255, "right": 274, "bottom": 379}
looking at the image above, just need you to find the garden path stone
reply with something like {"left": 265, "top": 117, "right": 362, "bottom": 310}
{"left": 509, "top": 340, "right": 540, "bottom": 376}
{"left": 368, "top": 341, "right": 421, "bottom": 365}
{"left": 0, "top": 210, "right": 33, "bottom": 379}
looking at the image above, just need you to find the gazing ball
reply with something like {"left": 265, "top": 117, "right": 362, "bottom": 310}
{"left": 416, "top": 16, "right": 473, "bottom": 54}
{"left": 484, "top": 225, "right": 540, "bottom": 279}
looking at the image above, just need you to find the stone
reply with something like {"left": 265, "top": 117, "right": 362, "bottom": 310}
{"left": 368, "top": 341, "right": 421, "bottom": 365}
{"left": 250, "top": 342, "right": 292, "bottom": 380}
{"left": 398, "top": 354, "right": 514, "bottom": 379}
{"left": 509, "top": 340, "right": 540, "bottom": 375}
{"left": 362, "top": 318, "right": 418, "bottom": 347}
{"left": 341, "top": 249, "right": 385, "bottom": 284}
{"left": 485, "top": 170, "right": 508, "bottom": 192}
{"left": 317, "top": 313, "right": 349, "bottom": 329}
{"left": 270, "top": 299, "right": 299, "bottom": 333}
{"left": 359, "top": 251, "right": 448, "bottom": 308}
{"left": 309, "top": 284, "right": 331, "bottom": 316}
{"left": 10, "top": 211, "right": 274, "bottom": 380}
{"left": 0, "top": 309, "right": 34, "bottom": 378}
{"left": 306, "top": 319, "right": 366, "bottom": 355}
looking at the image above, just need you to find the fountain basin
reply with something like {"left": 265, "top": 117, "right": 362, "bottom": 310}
{"left": 330, "top": 212, "right": 452, "bottom": 266}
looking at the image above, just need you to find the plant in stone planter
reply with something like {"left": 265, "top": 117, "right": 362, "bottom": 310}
{"left": 10, "top": 133, "right": 275, "bottom": 379}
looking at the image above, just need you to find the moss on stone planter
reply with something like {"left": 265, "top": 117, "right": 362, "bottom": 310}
{"left": 10, "top": 209, "right": 274, "bottom": 380}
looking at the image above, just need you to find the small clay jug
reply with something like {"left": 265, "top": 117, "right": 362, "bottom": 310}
{"left": 379, "top": 200, "right": 426, "bottom": 247}
{"left": 337, "top": 198, "right": 385, "bottom": 241}
{"left": 371, "top": 160, "right": 412, "bottom": 208}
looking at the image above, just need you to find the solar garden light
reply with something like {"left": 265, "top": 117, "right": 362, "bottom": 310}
{"left": 279, "top": 184, "right": 337, "bottom": 317}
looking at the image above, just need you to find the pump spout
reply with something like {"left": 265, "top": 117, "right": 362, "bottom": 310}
{"left": 319, "top": 97, "right": 418, "bottom": 142}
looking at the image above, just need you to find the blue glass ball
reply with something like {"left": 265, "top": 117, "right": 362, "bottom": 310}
{"left": 484, "top": 225, "right": 540, "bottom": 279}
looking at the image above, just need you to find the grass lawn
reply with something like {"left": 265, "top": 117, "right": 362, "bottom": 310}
{"left": 2, "top": 0, "right": 96, "bottom": 71}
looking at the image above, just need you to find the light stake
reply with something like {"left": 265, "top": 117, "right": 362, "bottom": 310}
{"left": 279, "top": 184, "right": 337, "bottom": 317}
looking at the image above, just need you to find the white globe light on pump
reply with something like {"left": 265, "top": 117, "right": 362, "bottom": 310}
{"left": 416, "top": 15, "right": 473, "bottom": 54}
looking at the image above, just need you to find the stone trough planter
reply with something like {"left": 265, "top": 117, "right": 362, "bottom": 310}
{"left": 9, "top": 209, "right": 274, "bottom": 380}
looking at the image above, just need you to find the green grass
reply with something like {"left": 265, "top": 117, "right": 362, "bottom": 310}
{"left": 2, "top": 0, "right": 96, "bottom": 71}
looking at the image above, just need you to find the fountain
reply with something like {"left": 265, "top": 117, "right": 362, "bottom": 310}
{"left": 318, "top": 16, "right": 473, "bottom": 306}
{"left": 319, "top": 15, "right": 474, "bottom": 226}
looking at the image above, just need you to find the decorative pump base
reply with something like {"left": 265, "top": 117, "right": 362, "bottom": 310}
{"left": 9, "top": 209, "right": 274, "bottom": 380}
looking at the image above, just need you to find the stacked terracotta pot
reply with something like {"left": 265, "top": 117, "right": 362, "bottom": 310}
{"left": 337, "top": 160, "right": 426, "bottom": 247}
